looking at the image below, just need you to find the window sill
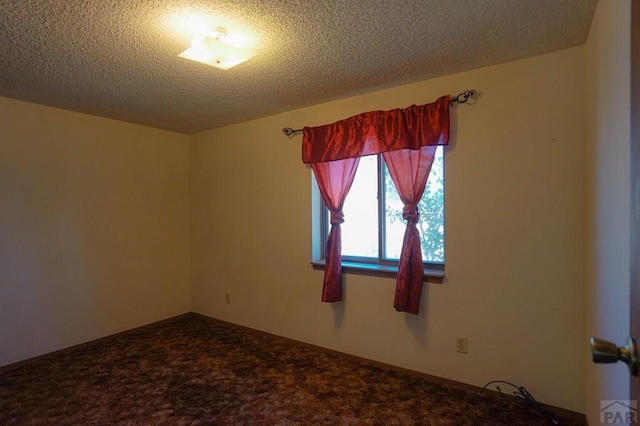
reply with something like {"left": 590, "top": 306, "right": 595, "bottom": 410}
{"left": 311, "top": 260, "right": 444, "bottom": 284}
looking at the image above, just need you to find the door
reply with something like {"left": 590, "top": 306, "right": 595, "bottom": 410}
{"left": 591, "top": 0, "right": 640, "bottom": 411}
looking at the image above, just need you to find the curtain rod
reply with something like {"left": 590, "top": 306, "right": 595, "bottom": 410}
{"left": 282, "top": 89, "right": 477, "bottom": 138}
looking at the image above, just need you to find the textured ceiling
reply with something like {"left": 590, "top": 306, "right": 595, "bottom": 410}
{"left": 0, "top": 0, "right": 597, "bottom": 134}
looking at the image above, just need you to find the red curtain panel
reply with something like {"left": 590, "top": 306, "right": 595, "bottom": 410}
{"left": 311, "top": 158, "right": 360, "bottom": 302}
{"left": 383, "top": 146, "right": 437, "bottom": 314}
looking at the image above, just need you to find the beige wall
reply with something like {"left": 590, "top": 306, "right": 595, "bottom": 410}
{"left": 585, "top": 0, "right": 631, "bottom": 424}
{"left": 0, "top": 97, "right": 191, "bottom": 367}
{"left": 190, "top": 47, "right": 587, "bottom": 411}
{"left": 0, "top": 41, "right": 592, "bottom": 414}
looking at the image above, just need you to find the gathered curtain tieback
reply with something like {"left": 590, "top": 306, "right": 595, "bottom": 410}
{"left": 402, "top": 204, "right": 420, "bottom": 223}
{"left": 330, "top": 210, "right": 345, "bottom": 224}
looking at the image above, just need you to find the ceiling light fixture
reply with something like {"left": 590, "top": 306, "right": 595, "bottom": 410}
{"left": 178, "top": 27, "right": 255, "bottom": 70}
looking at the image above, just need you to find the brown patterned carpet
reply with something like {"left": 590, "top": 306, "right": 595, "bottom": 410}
{"left": 0, "top": 313, "right": 584, "bottom": 425}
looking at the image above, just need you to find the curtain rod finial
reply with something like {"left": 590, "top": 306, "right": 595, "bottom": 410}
{"left": 450, "top": 89, "right": 478, "bottom": 105}
{"left": 283, "top": 127, "right": 302, "bottom": 138}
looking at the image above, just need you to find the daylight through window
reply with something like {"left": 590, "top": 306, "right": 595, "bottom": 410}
{"left": 325, "top": 146, "right": 444, "bottom": 265}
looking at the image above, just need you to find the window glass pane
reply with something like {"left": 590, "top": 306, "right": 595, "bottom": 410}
{"left": 337, "top": 155, "right": 379, "bottom": 258}
{"left": 383, "top": 146, "right": 444, "bottom": 263}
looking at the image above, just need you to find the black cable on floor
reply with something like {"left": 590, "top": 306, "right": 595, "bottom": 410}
{"left": 479, "top": 380, "right": 560, "bottom": 425}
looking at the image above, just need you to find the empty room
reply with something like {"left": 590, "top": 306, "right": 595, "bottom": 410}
{"left": 0, "top": 0, "right": 636, "bottom": 424}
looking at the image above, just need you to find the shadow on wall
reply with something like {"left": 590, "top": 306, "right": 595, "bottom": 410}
{"left": 406, "top": 283, "right": 430, "bottom": 342}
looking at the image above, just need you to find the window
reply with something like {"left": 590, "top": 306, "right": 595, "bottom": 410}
{"left": 318, "top": 147, "right": 444, "bottom": 277}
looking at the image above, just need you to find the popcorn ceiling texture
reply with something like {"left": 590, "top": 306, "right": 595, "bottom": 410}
{"left": 0, "top": 0, "right": 596, "bottom": 134}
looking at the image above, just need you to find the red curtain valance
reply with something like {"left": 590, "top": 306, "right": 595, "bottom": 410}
{"left": 302, "top": 95, "right": 450, "bottom": 163}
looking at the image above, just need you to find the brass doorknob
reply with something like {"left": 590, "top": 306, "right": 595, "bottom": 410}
{"left": 590, "top": 336, "right": 639, "bottom": 376}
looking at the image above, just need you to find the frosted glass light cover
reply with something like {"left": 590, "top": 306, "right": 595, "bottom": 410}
{"left": 178, "top": 36, "right": 255, "bottom": 70}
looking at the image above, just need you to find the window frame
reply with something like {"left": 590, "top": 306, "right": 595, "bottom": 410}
{"left": 312, "top": 152, "right": 445, "bottom": 284}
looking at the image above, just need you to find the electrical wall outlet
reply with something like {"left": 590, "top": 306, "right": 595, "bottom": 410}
{"left": 225, "top": 293, "right": 231, "bottom": 304}
{"left": 456, "top": 336, "right": 468, "bottom": 354}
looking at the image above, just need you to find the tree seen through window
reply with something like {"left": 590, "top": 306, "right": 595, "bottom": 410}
{"left": 331, "top": 146, "right": 444, "bottom": 264}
